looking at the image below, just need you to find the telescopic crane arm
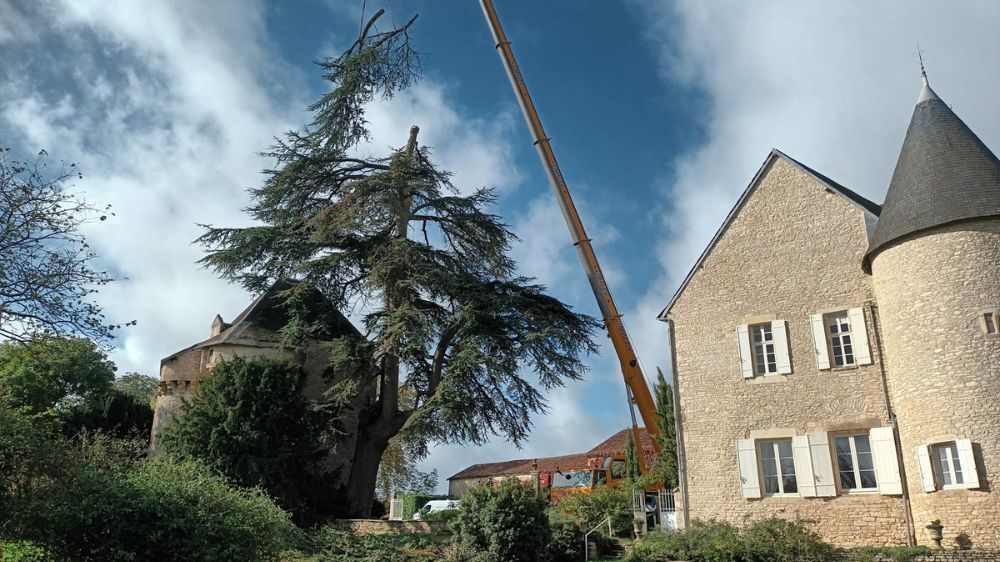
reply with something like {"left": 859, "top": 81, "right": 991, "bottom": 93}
{"left": 479, "top": 0, "right": 661, "bottom": 454}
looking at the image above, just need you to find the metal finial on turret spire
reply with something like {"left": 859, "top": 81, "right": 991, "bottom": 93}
{"left": 916, "top": 46, "right": 938, "bottom": 103}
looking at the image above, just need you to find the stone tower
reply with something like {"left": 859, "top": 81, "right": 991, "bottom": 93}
{"left": 864, "top": 74, "right": 1000, "bottom": 547}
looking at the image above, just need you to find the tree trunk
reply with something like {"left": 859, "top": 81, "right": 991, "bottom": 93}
{"left": 341, "top": 409, "right": 408, "bottom": 517}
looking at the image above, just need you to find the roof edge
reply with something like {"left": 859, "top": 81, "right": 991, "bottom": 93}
{"left": 657, "top": 149, "right": 877, "bottom": 320}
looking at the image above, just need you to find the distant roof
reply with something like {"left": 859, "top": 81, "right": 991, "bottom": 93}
{"left": 863, "top": 78, "right": 1000, "bottom": 271}
{"left": 587, "top": 428, "right": 655, "bottom": 457}
{"left": 658, "top": 149, "right": 880, "bottom": 319}
{"left": 162, "top": 279, "right": 360, "bottom": 363}
{"left": 447, "top": 428, "right": 655, "bottom": 481}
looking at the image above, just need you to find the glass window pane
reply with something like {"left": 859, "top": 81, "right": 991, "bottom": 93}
{"left": 840, "top": 470, "right": 857, "bottom": 489}
{"left": 936, "top": 447, "right": 952, "bottom": 486}
{"left": 860, "top": 470, "right": 878, "bottom": 489}
{"left": 950, "top": 445, "right": 964, "bottom": 484}
{"left": 764, "top": 474, "right": 780, "bottom": 495}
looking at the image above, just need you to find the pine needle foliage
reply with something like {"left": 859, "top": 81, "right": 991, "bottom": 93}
{"left": 195, "top": 11, "right": 599, "bottom": 515}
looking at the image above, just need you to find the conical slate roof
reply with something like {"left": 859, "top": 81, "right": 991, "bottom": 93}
{"left": 863, "top": 78, "right": 1000, "bottom": 271}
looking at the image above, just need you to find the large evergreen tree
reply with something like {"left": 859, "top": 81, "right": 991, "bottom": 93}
{"left": 196, "top": 11, "right": 599, "bottom": 517}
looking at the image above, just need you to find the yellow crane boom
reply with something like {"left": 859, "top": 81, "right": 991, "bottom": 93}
{"left": 479, "top": 0, "right": 661, "bottom": 455}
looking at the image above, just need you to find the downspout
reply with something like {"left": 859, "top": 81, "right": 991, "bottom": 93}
{"left": 866, "top": 301, "right": 915, "bottom": 546}
{"left": 667, "top": 317, "right": 691, "bottom": 529}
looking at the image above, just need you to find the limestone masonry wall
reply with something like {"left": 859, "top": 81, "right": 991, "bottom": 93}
{"left": 669, "top": 157, "right": 907, "bottom": 547}
{"left": 871, "top": 219, "right": 1000, "bottom": 549}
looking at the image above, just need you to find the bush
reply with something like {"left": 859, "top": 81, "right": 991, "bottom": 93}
{"left": 455, "top": 479, "right": 551, "bottom": 562}
{"left": 555, "top": 484, "right": 632, "bottom": 537}
{"left": 158, "top": 356, "right": 335, "bottom": 523}
{"left": 5, "top": 455, "right": 299, "bottom": 561}
{"left": 422, "top": 508, "right": 460, "bottom": 526}
{"left": 547, "top": 510, "right": 583, "bottom": 562}
{"left": 0, "top": 541, "right": 57, "bottom": 562}
{"left": 739, "top": 518, "right": 835, "bottom": 562}
{"left": 282, "top": 528, "right": 454, "bottom": 562}
{"left": 846, "top": 546, "right": 933, "bottom": 562}
{"left": 624, "top": 519, "right": 835, "bottom": 562}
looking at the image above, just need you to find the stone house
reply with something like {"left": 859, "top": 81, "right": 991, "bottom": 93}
{"left": 660, "top": 76, "right": 1000, "bottom": 549}
{"left": 151, "top": 280, "right": 362, "bottom": 446}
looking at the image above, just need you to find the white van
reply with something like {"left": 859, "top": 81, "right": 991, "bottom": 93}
{"left": 413, "top": 499, "right": 459, "bottom": 520}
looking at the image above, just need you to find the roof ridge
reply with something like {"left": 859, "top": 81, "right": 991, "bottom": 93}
{"left": 658, "top": 150, "right": 872, "bottom": 319}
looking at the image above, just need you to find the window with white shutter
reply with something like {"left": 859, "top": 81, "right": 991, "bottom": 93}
{"left": 810, "top": 308, "right": 872, "bottom": 369}
{"left": 737, "top": 439, "right": 761, "bottom": 499}
{"left": 955, "top": 439, "right": 981, "bottom": 490}
{"left": 915, "top": 445, "right": 937, "bottom": 492}
{"left": 736, "top": 324, "right": 754, "bottom": 378}
{"left": 771, "top": 320, "right": 792, "bottom": 374}
{"left": 869, "top": 427, "right": 903, "bottom": 495}
{"left": 809, "top": 314, "right": 831, "bottom": 369}
{"left": 846, "top": 308, "right": 873, "bottom": 366}
{"left": 809, "top": 432, "right": 837, "bottom": 497}
{"left": 792, "top": 436, "right": 816, "bottom": 497}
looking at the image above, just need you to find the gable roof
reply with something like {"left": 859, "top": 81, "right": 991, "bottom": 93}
{"left": 162, "top": 279, "right": 360, "bottom": 364}
{"left": 863, "top": 79, "right": 1000, "bottom": 271}
{"left": 657, "top": 149, "right": 880, "bottom": 320}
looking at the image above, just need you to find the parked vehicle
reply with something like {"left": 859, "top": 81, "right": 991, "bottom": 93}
{"left": 413, "top": 499, "right": 459, "bottom": 520}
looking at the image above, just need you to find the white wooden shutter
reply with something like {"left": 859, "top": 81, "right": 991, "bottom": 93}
{"left": 915, "top": 445, "right": 937, "bottom": 492}
{"left": 847, "top": 307, "right": 873, "bottom": 366}
{"left": 737, "top": 439, "right": 761, "bottom": 499}
{"left": 772, "top": 320, "right": 792, "bottom": 374}
{"left": 869, "top": 427, "right": 902, "bottom": 495}
{"left": 808, "top": 432, "right": 837, "bottom": 497}
{"left": 809, "top": 314, "right": 831, "bottom": 370}
{"left": 792, "top": 435, "right": 816, "bottom": 497}
{"left": 736, "top": 324, "right": 754, "bottom": 379}
{"left": 956, "top": 439, "right": 981, "bottom": 490}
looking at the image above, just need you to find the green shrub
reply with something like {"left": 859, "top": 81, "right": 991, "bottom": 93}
{"left": 0, "top": 540, "right": 57, "bottom": 562}
{"left": 158, "top": 356, "right": 336, "bottom": 523}
{"left": 846, "top": 546, "right": 933, "bottom": 562}
{"left": 422, "top": 507, "right": 460, "bottom": 526}
{"left": 738, "top": 518, "right": 835, "bottom": 562}
{"left": 624, "top": 530, "right": 689, "bottom": 562}
{"left": 5, "top": 455, "right": 299, "bottom": 561}
{"left": 455, "top": 479, "right": 551, "bottom": 562}
{"left": 282, "top": 528, "right": 453, "bottom": 562}
{"left": 555, "top": 484, "right": 632, "bottom": 537}
{"left": 547, "top": 509, "right": 583, "bottom": 562}
{"left": 624, "top": 519, "right": 835, "bottom": 562}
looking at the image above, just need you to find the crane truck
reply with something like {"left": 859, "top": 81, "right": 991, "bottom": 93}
{"left": 479, "top": 1, "right": 674, "bottom": 528}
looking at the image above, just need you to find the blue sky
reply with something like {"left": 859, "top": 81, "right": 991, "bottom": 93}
{"left": 2, "top": 0, "right": 999, "bottom": 491}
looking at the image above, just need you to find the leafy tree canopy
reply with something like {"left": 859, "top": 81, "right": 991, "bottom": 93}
{"left": 113, "top": 372, "right": 159, "bottom": 409}
{"left": 0, "top": 337, "right": 115, "bottom": 414}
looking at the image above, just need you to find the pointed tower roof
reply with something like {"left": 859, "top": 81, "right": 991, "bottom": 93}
{"left": 863, "top": 72, "right": 1000, "bottom": 271}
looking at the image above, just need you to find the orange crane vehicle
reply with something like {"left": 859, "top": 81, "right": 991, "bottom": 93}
{"left": 478, "top": 1, "right": 664, "bottom": 495}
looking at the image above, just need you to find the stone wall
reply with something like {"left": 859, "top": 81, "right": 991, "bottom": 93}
{"left": 839, "top": 552, "right": 1000, "bottom": 562}
{"left": 667, "top": 156, "right": 908, "bottom": 547}
{"left": 871, "top": 219, "right": 1000, "bottom": 549}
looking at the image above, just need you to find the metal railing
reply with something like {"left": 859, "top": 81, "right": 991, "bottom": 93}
{"left": 583, "top": 515, "right": 613, "bottom": 562}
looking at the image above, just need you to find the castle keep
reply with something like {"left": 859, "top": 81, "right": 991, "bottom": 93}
{"left": 661, "top": 75, "right": 1000, "bottom": 549}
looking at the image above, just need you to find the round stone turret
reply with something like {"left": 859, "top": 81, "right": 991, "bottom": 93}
{"left": 868, "top": 75, "right": 1000, "bottom": 548}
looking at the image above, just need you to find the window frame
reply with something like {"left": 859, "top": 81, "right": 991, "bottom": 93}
{"left": 758, "top": 438, "right": 798, "bottom": 497}
{"left": 981, "top": 310, "right": 999, "bottom": 335}
{"left": 824, "top": 312, "right": 857, "bottom": 368}
{"left": 750, "top": 323, "right": 779, "bottom": 376}
{"left": 932, "top": 442, "right": 965, "bottom": 489}
{"left": 832, "top": 432, "right": 879, "bottom": 495}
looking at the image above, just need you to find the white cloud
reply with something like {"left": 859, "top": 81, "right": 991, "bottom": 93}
{"left": 627, "top": 0, "right": 1000, "bottom": 370}
{"left": 0, "top": 0, "right": 522, "bottom": 383}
